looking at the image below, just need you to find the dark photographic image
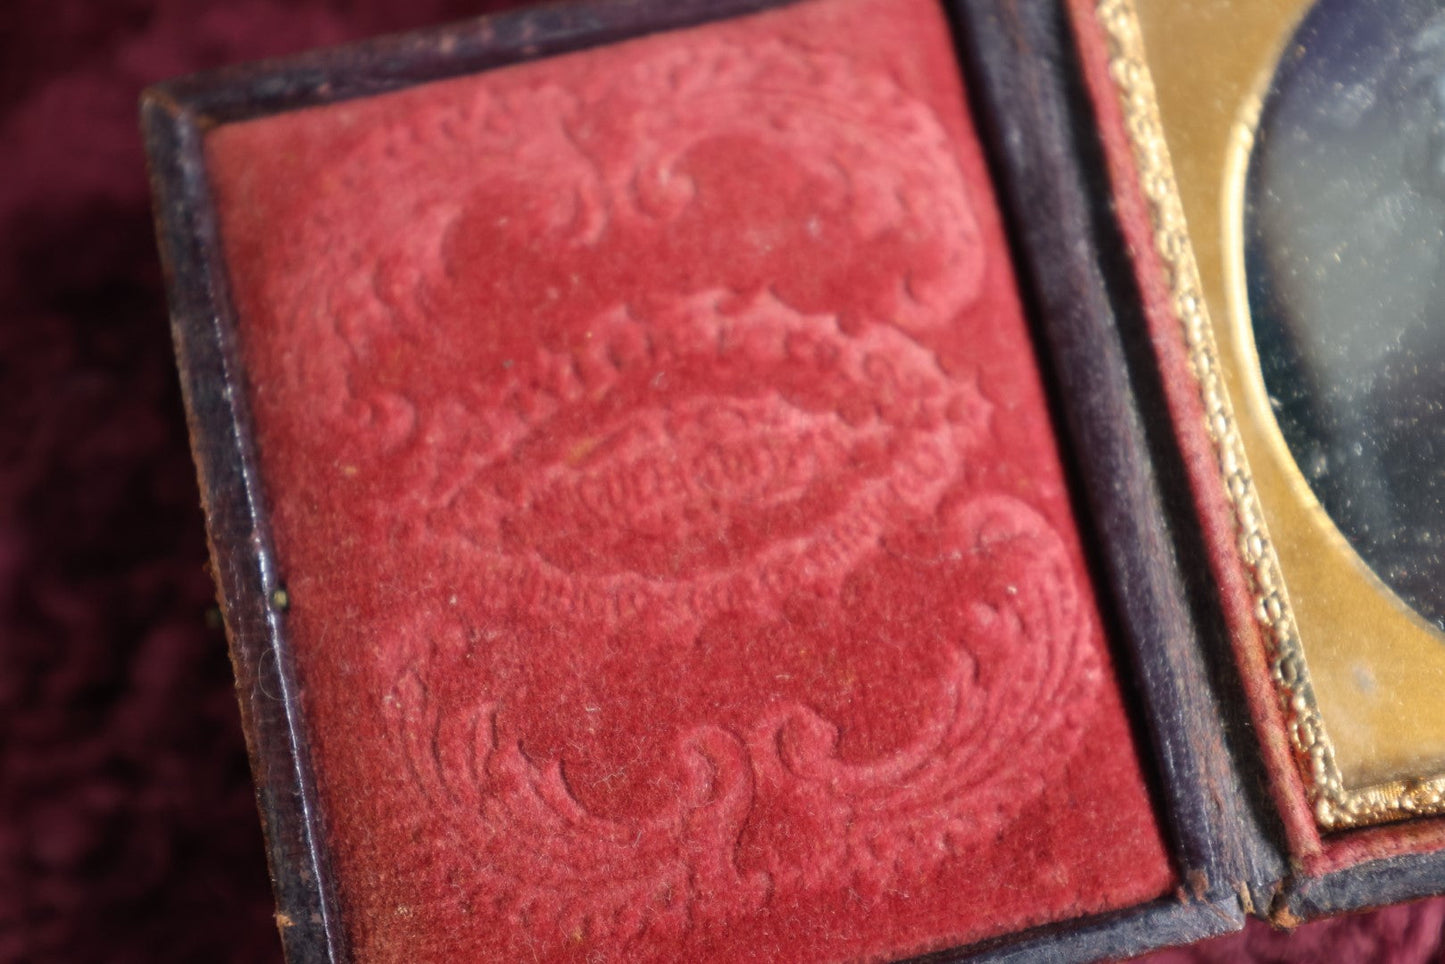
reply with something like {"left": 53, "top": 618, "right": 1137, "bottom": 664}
{"left": 1247, "top": 0, "right": 1445, "bottom": 632}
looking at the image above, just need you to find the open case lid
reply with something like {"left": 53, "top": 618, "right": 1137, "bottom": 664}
{"left": 140, "top": 0, "right": 1445, "bottom": 959}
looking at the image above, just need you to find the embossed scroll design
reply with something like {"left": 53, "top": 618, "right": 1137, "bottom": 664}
{"left": 274, "top": 36, "right": 1102, "bottom": 946}
{"left": 385, "top": 498, "right": 1096, "bottom": 946}
{"left": 1094, "top": 0, "right": 1445, "bottom": 827}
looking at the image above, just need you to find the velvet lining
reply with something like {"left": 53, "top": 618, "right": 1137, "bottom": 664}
{"left": 204, "top": 0, "right": 1175, "bottom": 959}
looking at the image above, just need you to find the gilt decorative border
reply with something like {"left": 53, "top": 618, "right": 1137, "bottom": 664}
{"left": 1093, "top": 0, "right": 1445, "bottom": 830}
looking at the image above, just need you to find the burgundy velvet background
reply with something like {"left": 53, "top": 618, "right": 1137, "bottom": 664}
{"left": 2, "top": 0, "right": 1444, "bottom": 962}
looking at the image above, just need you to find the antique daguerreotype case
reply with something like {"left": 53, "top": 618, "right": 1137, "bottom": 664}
{"left": 142, "top": 0, "right": 1445, "bottom": 960}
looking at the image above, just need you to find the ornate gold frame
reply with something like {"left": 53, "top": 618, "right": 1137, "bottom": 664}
{"left": 1094, "top": 0, "right": 1445, "bottom": 829}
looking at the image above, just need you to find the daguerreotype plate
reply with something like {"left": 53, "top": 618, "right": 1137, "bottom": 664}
{"left": 1246, "top": 0, "right": 1445, "bottom": 651}
{"left": 1120, "top": 0, "right": 1445, "bottom": 827}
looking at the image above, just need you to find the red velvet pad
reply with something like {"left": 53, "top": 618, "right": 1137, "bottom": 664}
{"left": 206, "top": 0, "right": 1175, "bottom": 959}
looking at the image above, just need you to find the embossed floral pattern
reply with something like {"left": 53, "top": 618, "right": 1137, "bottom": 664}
{"left": 207, "top": 1, "right": 1173, "bottom": 960}
{"left": 385, "top": 493, "right": 1099, "bottom": 946}
{"left": 310, "top": 37, "right": 1099, "bottom": 942}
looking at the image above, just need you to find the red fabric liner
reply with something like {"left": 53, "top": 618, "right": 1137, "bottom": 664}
{"left": 1063, "top": 0, "right": 1445, "bottom": 879}
{"left": 205, "top": 0, "right": 1174, "bottom": 959}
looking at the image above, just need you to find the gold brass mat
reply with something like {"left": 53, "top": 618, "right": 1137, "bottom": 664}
{"left": 1094, "top": 0, "right": 1445, "bottom": 828}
